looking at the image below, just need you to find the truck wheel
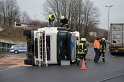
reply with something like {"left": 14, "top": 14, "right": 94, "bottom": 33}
{"left": 14, "top": 50, "right": 19, "bottom": 54}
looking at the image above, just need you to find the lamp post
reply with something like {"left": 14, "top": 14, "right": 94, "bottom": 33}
{"left": 105, "top": 5, "right": 113, "bottom": 40}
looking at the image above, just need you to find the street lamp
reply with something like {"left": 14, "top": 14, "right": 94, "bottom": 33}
{"left": 105, "top": 5, "right": 113, "bottom": 40}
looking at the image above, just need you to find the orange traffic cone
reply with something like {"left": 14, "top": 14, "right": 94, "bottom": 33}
{"left": 80, "top": 58, "right": 88, "bottom": 70}
{"left": 88, "top": 54, "right": 92, "bottom": 60}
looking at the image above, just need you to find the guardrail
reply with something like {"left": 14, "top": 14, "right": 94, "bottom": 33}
{"left": 0, "top": 42, "right": 12, "bottom": 54}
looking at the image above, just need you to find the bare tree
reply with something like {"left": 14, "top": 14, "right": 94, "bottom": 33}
{"left": 6, "top": 0, "right": 20, "bottom": 26}
{"left": 82, "top": 0, "right": 100, "bottom": 37}
{"left": 0, "top": 1, "right": 6, "bottom": 27}
{"left": 0, "top": 1, "right": 4, "bottom": 27}
{"left": 20, "top": 11, "right": 31, "bottom": 23}
{"left": 44, "top": 0, "right": 100, "bottom": 37}
{"left": 0, "top": 0, "right": 20, "bottom": 27}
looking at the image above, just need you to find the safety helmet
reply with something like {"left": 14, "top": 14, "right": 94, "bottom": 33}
{"left": 81, "top": 38, "right": 86, "bottom": 41}
{"left": 60, "top": 16, "right": 65, "bottom": 20}
{"left": 51, "top": 14, "right": 55, "bottom": 16}
{"left": 102, "top": 38, "right": 105, "bottom": 40}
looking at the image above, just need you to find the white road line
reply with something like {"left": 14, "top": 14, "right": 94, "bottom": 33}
{"left": 0, "top": 65, "right": 18, "bottom": 72}
{"left": 0, "top": 65, "right": 31, "bottom": 72}
{"left": 0, "top": 68, "right": 12, "bottom": 72}
{"left": 96, "top": 74, "right": 124, "bottom": 82}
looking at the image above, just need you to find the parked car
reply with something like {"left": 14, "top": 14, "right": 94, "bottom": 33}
{"left": 10, "top": 44, "right": 27, "bottom": 54}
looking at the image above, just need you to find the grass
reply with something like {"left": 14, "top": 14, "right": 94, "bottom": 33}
{"left": 0, "top": 27, "right": 26, "bottom": 42}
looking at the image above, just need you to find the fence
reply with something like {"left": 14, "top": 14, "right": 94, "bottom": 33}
{"left": 0, "top": 42, "right": 14, "bottom": 54}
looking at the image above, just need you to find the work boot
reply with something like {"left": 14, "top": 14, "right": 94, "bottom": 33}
{"left": 94, "top": 59, "right": 98, "bottom": 63}
{"left": 77, "top": 61, "right": 79, "bottom": 66}
{"left": 102, "top": 58, "right": 105, "bottom": 62}
{"left": 94, "top": 60, "right": 98, "bottom": 63}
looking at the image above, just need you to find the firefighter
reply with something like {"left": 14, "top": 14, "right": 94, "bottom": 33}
{"left": 94, "top": 38, "right": 101, "bottom": 63}
{"left": 60, "top": 16, "right": 70, "bottom": 30}
{"left": 100, "top": 38, "right": 107, "bottom": 62}
{"left": 48, "top": 14, "right": 55, "bottom": 27}
{"left": 76, "top": 38, "right": 88, "bottom": 66}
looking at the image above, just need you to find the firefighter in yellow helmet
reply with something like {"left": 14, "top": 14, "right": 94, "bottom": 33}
{"left": 76, "top": 38, "right": 88, "bottom": 66}
{"left": 48, "top": 14, "right": 55, "bottom": 27}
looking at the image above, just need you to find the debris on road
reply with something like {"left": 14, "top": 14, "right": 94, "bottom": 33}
{"left": 0, "top": 55, "right": 31, "bottom": 69}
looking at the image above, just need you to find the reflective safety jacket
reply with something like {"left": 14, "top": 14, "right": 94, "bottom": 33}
{"left": 77, "top": 42, "right": 87, "bottom": 55}
{"left": 94, "top": 40, "right": 100, "bottom": 49}
{"left": 100, "top": 40, "right": 107, "bottom": 52}
{"left": 48, "top": 15, "right": 55, "bottom": 21}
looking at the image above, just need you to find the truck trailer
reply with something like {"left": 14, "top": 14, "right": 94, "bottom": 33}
{"left": 109, "top": 23, "right": 124, "bottom": 54}
{"left": 23, "top": 27, "right": 78, "bottom": 66}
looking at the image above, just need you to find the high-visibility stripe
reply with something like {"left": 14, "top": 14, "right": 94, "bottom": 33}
{"left": 77, "top": 43, "right": 85, "bottom": 54}
{"left": 77, "top": 58, "right": 80, "bottom": 60}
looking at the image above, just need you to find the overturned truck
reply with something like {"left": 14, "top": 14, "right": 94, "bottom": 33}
{"left": 23, "top": 27, "right": 79, "bottom": 66}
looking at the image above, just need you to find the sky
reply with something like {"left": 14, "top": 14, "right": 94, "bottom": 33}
{"left": 17, "top": 0, "right": 124, "bottom": 30}
{"left": 93, "top": 0, "right": 124, "bottom": 29}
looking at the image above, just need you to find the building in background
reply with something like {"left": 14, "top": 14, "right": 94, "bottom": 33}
{"left": 89, "top": 32, "right": 97, "bottom": 37}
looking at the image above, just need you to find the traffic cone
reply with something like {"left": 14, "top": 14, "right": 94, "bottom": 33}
{"left": 88, "top": 53, "right": 92, "bottom": 60}
{"left": 80, "top": 58, "right": 88, "bottom": 70}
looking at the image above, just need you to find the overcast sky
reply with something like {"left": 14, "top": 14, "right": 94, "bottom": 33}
{"left": 17, "top": 0, "right": 124, "bottom": 30}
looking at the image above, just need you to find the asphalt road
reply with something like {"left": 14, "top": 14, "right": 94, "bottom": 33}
{"left": 0, "top": 48, "right": 124, "bottom": 82}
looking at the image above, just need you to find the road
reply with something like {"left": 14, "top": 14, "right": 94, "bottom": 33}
{"left": 0, "top": 48, "right": 124, "bottom": 82}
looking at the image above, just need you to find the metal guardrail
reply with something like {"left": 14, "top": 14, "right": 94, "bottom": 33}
{"left": 0, "top": 42, "right": 12, "bottom": 54}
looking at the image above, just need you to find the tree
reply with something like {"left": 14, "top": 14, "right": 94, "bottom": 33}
{"left": 0, "top": 1, "right": 6, "bottom": 27}
{"left": 0, "top": 1, "right": 4, "bottom": 27}
{"left": 82, "top": 0, "right": 100, "bottom": 37}
{"left": 20, "top": 11, "right": 31, "bottom": 23}
{"left": 0, "top": 0, "right": 20, "bottom": 27}
{"left": 44, "top": 0, "right": 100, "bottom": 37}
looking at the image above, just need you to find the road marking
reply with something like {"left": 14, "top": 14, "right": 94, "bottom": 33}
{"left": 0, "top": 65, "right": 31, "bottom": 72}
{"left": 0, "top": 68, "right": 12, "bottom": 72}
{"left": 96, "top": 74, "right": 124, "bottom": 82}
{"left": 0, "top": 65, "right": 19, "bottom": 72}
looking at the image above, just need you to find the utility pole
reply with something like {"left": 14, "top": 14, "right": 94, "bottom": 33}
{"left": 105, "top": 5, "right": 113, "bottom": 40}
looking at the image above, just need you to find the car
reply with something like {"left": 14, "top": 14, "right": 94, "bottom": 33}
{"left": 10, "top": 44, "right": 27, "bottom": 54}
